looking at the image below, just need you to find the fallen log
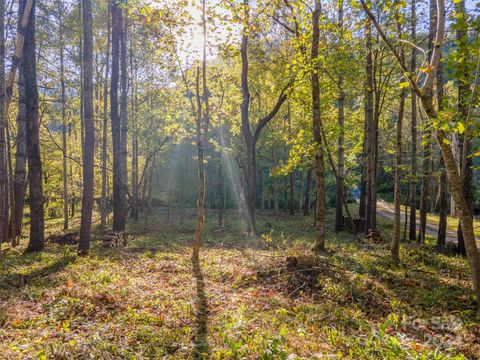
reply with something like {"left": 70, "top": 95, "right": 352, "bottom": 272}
{"left": 286, "top": 255, "right": 317, "bottom": 270}
{"left": 46, "top": 232, "right": 79, "bottom": 245}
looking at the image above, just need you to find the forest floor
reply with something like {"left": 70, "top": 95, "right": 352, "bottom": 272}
{"left": 1, "top": 208, "right": 480, "bottom": 359}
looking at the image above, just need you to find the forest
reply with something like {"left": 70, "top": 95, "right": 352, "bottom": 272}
{"left": 0, "top": 0, "right": 480, "bottom": 358}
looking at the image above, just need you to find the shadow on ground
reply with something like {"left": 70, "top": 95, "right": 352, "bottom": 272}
{"left": 192, "top": 257, "right": 209, "bottom": 359}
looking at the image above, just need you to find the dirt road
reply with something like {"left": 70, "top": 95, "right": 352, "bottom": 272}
{"left": 376, "top": 201, "right": 476, "bottom": 245}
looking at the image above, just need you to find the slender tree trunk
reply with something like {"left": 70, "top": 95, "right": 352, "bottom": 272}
{"left": 304, "top": 168, "right": 312, "bottom": 216}
{"left": 335, "top": 95, "right": 345, "bottom": 230}
{"left": 437, "top": 158, "right": 447, "bottom": 247}
{"left": 79, "top": 2, "right": 85, "bottom": 162}
{"left": 24, "top": 0, "right": 44, "bottom": 252}
{"left": 418, "top": 124, "right": 431, "bottom": 244}
{"left": 0, "top": 0, "right": 6, "bottom": 253}
{"left": 312, "top": 0, "right": 325, "bottom": 252}
{"left": 359, "top": 167, "right": 366, "bottom": 219}
{"left": 5, "top": 122, "right": 12, "bottom": 240}
{"left": 110, "top": 1, "right": 125, "bottom": 232}
{"left": 287, "top": 104, "right": 295, "bottom": 216}
{"left": 435, "top": 25, "right": 447, "bottom": 247}
{"left": 192, "top": 0, "right": 209, "bottom": 260}
{"left": 59, "top": 14, "right": 68, "bottom": 231}
{"left": 392, "top": 91, "right": 405, "bottom": 262}
{"left": 298, "top": 171, "right": 303, "bottom": 213}
{"left": 418, "top": 0, "right": 437, "bottom": 244}
{"left": 334, "top": 0, "right": 345, "bottom": 232}
{"left": 130, "top": 39, "right": 139, "bottom": 220}
{"left": 365, "top": 19, "right": 374, "bottom": 233}
{"left": 10, "top": 2, "right": 33, "bottom": 246}
{"left": 11, "top": 63, "right": 26, "bottom": 245}
{"left": 101, "top": 0, "right": 111, "bottom": 229}
{"left": 193, "top": 67, "right": 207, "bottom": 260}
{"left": 78, "top": 0, "right": 94, "bottom": 255}
{"left": 272, "top": 148, "right": 279, "bottom": 219}
{"left": 428, "top": 153, "right": 435, "bottom": 214}
{"left": 240, "top": 0, "right": 255, "bottom": 235}
{"left": 409, "top": 0, "right": 417, "bottom": 241}
{"left": 455, "top": 0, "right": 471, "bottom": 256}
{"left": 289, "top": 172, "right": 295, "bottom": 215}
{"left": 217, "top": 141, "right": 224, "bottom": 228}
{"left": 120, "top": 4, "right": 128, "bottom": 225}
{"left": 144, "top": 154, "right": 155, "bottom": 225}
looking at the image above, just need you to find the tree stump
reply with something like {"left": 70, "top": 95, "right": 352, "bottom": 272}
{"left": 366, "top": 229, "right": 383, "bottom": 243}
{"left": 343, "top": 216, "right": 366, "bottom": 233}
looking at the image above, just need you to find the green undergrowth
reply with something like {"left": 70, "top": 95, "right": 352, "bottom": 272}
{"left": 0, "top": 208, "right": 479, "bottom": 359}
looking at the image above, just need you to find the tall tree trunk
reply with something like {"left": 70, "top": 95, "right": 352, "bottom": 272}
{"left": 437, "top": 158, "right": 447, "bottom": 247}
{"left": 418, "top": 0, "right": 437, "bottom": 244}
{"left": 24, "top": 0, "right": 44, "bottom": 252}
{"left": 130, "top": 39, "right": 139, "bottom": 220}
{"left": 435, "top": 24, "right": 447, "bottom": 247}
{"left": 258, "top": 161, "right": 264, "bottom": 211}
{"left": 304, "top": 168, "right": 312, "bottom": 216}
{"left": 359, "top": 165, "right": 366, "bottom": 219}
{"left": 312, "top": 0, "right": 325, "bottom": 252}
{"left": 418, "top": 133, "right": 431, "bottom": 243}
{"left": 5, "top": 122, "right": 12, "bottom": 240}
{"left": 59, "top": 12, "right": 68, "bottom": 231}
{"left": 110, "top": 0, "right": 125, "bottom": 232}
{"left": 409, "top": 0, "right": 417, "bottom": 241}
{"left": 298, "top": 171, "right": 303, "bottom": 213}
{"left": 78, "top": 0, "right": 94, "bottom": 255}
{"left": 193, "top": 66, "right": 207, "bottom": 260}
{"left": 144, "top": 154, "right": 155, "bottom": 225}
{"left": 335, "top": 89, "right": 345, "bottom": 225}
{"left": 272, "top": 148, "right": 279, "bottom": 219}
{"left": 120, "top": 4, "right": 128, "bottom": 224}
{"left": 10, "top": 2, "right": 33, "bottom": 246}
{"left": 217, "top": 139, "right": 224, "bottom": 228}
{"left": 101, "top": 0, "right": 111, "bottom": 229}
{"left": 289, "top": 172, "right": 295, "bottom": 215}
{"left": 335, "top": 0, "right": 345, "bottom": 232}
{"left": 79, "top": 2, "right": 85, "bottom": 162}
{"left": 192, "top": 0, "right": 209, "bottom": 260}
{"left": 0, "top": 0, "right": 6, "bottom": 252}
{"left": 365, "top": 19, "right": 374, "bottom": 233}
{"left": 239, "top": 0, "right": 287, "bottom": 233}
{"left": 455, "top": 0, "right": 471, "bottom": 256}
{"left": 287, "top": 103, "right": 295, "bottom": 216}
{"left": 392, "top": 91, "right": 405, "bottom": 262}
{"left": 11, "top": 62, "right": 26, "bottom": 245}
{"left": 240, "top": 1, "right": 256, "bottom": 235}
